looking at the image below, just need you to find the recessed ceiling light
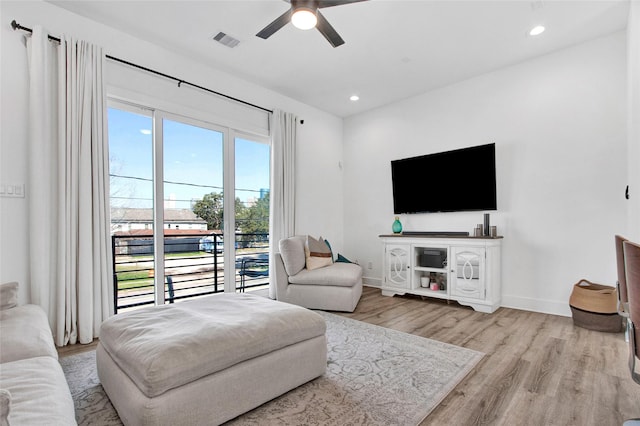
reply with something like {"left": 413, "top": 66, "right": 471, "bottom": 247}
{"left": 529, "top": 25, "right": 545, "bottom": 36}
{"left": 350, "top": 95, "right": 360, "bottom": 101}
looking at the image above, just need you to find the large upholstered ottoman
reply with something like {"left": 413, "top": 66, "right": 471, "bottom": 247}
{"left": 96, "top": 293, "right": 327, "bottom": 425}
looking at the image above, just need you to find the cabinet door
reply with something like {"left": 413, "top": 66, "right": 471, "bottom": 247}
{"left": 384, "top": 244, "right": 410, "bottom": 289}
{"left": 450, "top": 247, "right": 485, "bottom": 299}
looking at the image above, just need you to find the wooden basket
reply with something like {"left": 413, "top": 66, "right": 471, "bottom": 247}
{"left": 569, "top": 279, "right": 622, "bottom": 332}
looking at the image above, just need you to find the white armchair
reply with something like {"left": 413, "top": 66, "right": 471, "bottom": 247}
{"left": 274, "top": 236, "right": 363, "bottom": 312}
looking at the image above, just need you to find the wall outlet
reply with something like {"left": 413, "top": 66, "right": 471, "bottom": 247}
{"left": 367, "top": 261, "right": 373, "bottom": 270}
{"left": 0, "top": 183, "right": 25, "bottom": 198}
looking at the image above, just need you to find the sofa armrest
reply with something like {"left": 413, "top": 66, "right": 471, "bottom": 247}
{"left": 0, "top": 388, "right": 10, "bottom": 426}
{"left": 273, "top": 253, "right": 291, "bottom": 300}
{"left": 0, "top": 282, "right": 18, "bottom": 310}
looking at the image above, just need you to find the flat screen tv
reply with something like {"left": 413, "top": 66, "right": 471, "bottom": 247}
{"left": 391, "top": 143, "right": 497, "bottom": 214}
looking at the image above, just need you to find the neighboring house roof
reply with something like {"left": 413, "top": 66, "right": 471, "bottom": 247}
{"left": 111, "top": 208, "right": 206, "bottom": 224}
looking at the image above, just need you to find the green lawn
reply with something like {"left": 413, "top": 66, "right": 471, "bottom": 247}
{"left": 114, "top": 249, "right": 266, "bottom": 292}
{"left": 115, "top": 264, "right": 153, "bottom": 291}
{"left": 114, "top": 251, "right": 207, "bottom": 290}
{"left": 166, "top": 251, "right": 204, "bottom": 258}
{"left": 117, "top": 269, "right": 149, "bottom": 281}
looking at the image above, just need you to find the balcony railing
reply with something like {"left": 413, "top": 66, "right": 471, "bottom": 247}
{"left": 112, "top": 232, "right": 269, "bottom": 313}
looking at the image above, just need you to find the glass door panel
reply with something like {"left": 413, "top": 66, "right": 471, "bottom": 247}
{"left": 234, "top": 137, "right": 270, "bottom": 293}
{"left": 108, "top": 106, "right": 155, "bottom": 313}
{"left": 162, "top": 118, "right": 225, "bottom": 301}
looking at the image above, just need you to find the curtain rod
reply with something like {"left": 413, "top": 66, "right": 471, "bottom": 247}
{"left": 11, "top": 20, "right": 273, "bottom": 114}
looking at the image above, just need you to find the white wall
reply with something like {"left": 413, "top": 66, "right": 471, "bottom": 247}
{"left": 343, "top": 32, "right": 627, "bottom": 316}
{"left": 629, "top": 1, "right": 640, "bottom": 241}
{"left": 0, "top": 0, "right": 344, "bottom": 303}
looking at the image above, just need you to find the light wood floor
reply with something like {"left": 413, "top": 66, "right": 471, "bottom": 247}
{"left": 59, "top": 286, "right": 640, "bottom": 425}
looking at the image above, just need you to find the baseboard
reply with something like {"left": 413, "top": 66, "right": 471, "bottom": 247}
{"left": 361, "top": 279, "right": 571, "bottom": 317}
{"left": 363, "top": 277, "right": 381, "bottom": 288}
{"left": 500, "top": 294, "right": 571, "bottom": 317}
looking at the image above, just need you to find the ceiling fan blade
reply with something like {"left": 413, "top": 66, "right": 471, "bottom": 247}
{"left": 315, "top": 10, "right": 345, "bottom": 47}
{"left": 256, "top": 10, "right": 292, "bottom": 39}
{"left": 318, "top": 0, "right": 368, "bottom": 8}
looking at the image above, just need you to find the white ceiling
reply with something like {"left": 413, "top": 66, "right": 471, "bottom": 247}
{"left": 48, "top": 0, "right": 629, "bottom": 117}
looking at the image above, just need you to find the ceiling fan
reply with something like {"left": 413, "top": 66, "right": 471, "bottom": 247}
{"left": 256, "top": 0, "right": 369, "bottom": 48}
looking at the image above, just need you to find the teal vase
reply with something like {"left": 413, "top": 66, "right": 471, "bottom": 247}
{"left": 392, "top": 216, "right": 403, "bottom": 234}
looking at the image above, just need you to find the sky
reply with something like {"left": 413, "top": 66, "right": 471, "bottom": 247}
{"left": 108, "top": 107, "right": 270, "bottom": 211}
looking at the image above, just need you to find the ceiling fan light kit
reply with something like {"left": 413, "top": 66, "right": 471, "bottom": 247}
{"left": 256, "top": 0, "right": 369, "bottom": 47}
{"left": 291, "top": 8, "right": 317, "bottom": 30}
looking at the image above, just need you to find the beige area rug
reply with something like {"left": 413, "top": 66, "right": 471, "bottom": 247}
{"left": 60, "top": 312, "right": 483, "bottom": 425}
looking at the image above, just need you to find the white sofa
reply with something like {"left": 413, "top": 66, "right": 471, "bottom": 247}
{"left": 0, "top": 282, "right": 76, "bottom": 425}
{"left": 274, "top": 236, "right": 363, "bottom": 312}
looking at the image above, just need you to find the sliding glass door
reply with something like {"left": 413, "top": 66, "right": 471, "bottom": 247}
{"left": 108, "top": 101, "right": 270, "bottom": 312}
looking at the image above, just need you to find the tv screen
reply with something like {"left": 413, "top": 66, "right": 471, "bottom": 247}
{"left": 391, "top": 143, "right": 497, "bottom": 214}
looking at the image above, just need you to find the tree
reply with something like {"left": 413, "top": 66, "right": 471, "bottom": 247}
{"left": 192, "top": 192, "right": 246, "bottom": 231}
{"left": 237, "top": 192, "right": 269, "bottom": 242}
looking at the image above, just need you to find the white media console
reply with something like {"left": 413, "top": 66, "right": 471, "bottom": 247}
{"left": 380, "top": 234, "right": 502, "bottom": 313}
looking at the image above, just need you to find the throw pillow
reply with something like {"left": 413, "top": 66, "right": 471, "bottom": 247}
{"left": 336, "top": 253, "right": 354, "bottom": 263}
{"left": 305, "top": 236, "right": 333, "bottom": 271}
{"left": 0, "top": 282, "right": 18, "bottom": 311}
{"left": 324, "top": 239, "right": 334, "bottom": 261}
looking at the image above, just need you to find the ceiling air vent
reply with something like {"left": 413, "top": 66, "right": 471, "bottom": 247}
{"left": 213, "top": 32, "right": 240, "bottom": 48}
